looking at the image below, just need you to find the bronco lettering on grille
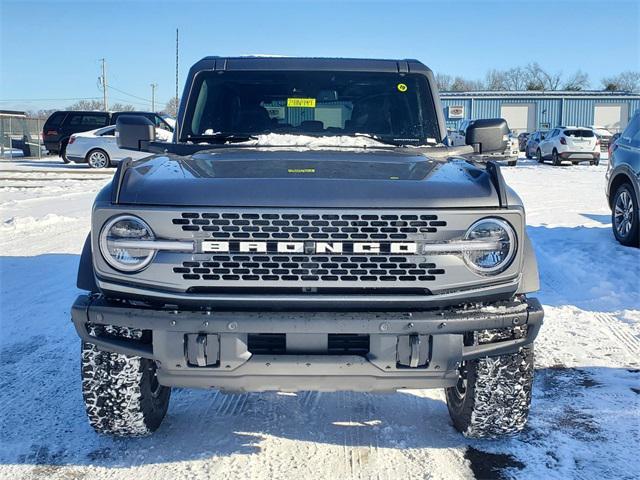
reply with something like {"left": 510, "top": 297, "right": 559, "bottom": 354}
{"left": 201, "top": 240, "right": 418, "bottom": 254}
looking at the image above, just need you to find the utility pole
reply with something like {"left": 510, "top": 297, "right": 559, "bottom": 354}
{"left": 150, "top": 83, "right": 158, "bottom": 112}
{"left": 100, "top": 58, "right": 108, "bottom": 111}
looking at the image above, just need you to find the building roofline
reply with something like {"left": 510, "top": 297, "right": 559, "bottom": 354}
{"left": 0, "top": 109, "right": 27, "bottom": 117}
{"left": 441, "top": 90, "right": 640, "bottom": 99}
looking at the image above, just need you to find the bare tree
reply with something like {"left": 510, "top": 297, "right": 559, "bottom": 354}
{"left": 600, "top": 71, "right": 640, "bottom": 92}
{"left": 484, "top": 69, "right": 507, "bottom": 91}
{"left": 26, "top": 109, "right": 57, "bottom": 120}
{"left": 67, "top": 99, "right": 104, "bottom": 111}
{"left": 503, "top": 67, "right": 528, "bottom": 91}
{"left": 435, "top": 73, "right": 453, "bottom": 91}
{"left": 526, "top": 62, "right": 562, "bottom": 90}
{"left": 450, "top": 76, "right": 484, "bottom": 92}
{"left": 163, "top": 97, "right": 180, "bottom": 117}
{"left": 110, "top": 103, "right": 136, "bottom": 112}
{"left": 563, "top": 70, "right": 590, "bottom": 91}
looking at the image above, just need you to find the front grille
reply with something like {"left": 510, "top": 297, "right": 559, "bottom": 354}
{"left": 163, "top": 208, "right": 459, "bottom": 289}
{"left": 247, "top": 333, "right": 370, "bottom": 356}
{"left": 173, "top": 254, "right": 445, "bottom": 283}
{"left": 172, "top": 212, "right": 446, "bottom": 241}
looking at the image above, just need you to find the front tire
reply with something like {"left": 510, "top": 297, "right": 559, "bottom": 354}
{"left": 445, "top": 345, "right": 534, "bottom": 438}
{"left": 536, "top": 149, "right": 543, "bottom": 163}
{"left": 86, "top": 149, "right": 111, "bottom": 168}
{"left": 508, "top": 160, "right": 517, "bottom": 167}
{"left": 81, "top": 325, "right": 170, "bottom": 436}
{"left": 612, "top": 183, "right": 639, "bottom": 247}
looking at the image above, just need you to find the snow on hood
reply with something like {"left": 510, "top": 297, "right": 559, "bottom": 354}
{"left": 200, "top": 132, "right": 408, "bottom": 149}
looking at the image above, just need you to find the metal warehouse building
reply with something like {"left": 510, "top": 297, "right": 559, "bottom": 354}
{"left": 440, "top": 91, "right": 640, "bottom": 134}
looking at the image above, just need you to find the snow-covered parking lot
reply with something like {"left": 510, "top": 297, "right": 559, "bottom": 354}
{"left": 0, "top": 154, "right": 638, "bottom": 480}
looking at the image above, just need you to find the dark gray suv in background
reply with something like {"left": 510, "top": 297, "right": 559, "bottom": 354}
{"left": 607, "top": 111, "right": 640, "bottom": 247}
{"left": 72, "top": 56, "right": 543, "bottom": 439}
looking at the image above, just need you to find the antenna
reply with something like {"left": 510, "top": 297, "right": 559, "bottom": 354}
{"left": 175, "top": 28, "right": 179, "bottom": 141}
{"left": 175, "top": 28, "right": 179, "bottom": 108}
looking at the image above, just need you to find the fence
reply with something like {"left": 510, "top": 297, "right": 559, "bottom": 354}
{"left": 0, "top": 113, "right": 44, "bottom": 159}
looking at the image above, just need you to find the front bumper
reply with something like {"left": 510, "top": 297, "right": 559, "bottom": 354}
{"left": 71, "top": 294, "right": 543, "bottom": 392}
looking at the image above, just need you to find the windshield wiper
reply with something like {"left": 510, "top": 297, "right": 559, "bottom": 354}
{"left": 186, "top": 133, "right": 257, "bottom": 144}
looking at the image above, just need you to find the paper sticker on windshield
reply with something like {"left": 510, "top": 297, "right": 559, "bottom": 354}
{"left": 287, "top": 98, "right": 316, "bottom": 108}
{"left": 397, "top": 83, "right": 408, "bottom": 92}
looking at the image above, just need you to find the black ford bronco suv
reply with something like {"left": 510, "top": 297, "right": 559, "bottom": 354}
{"left": 71, "top": 57, "right": 543, "bottom": 438}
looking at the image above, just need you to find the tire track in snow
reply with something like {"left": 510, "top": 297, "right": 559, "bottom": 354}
{"left": 594, "top": 312, "right": 640, "bottom": 355}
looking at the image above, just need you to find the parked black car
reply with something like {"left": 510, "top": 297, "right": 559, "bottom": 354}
{"left": 606, "top": 111, "right": 640, "bottom": 247}
{"left": 42, "top": 111, "right": 173, "bottom": 162}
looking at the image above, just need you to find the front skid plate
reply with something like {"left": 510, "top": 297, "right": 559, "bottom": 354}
{"left": 71, "top": 295, "right": 543, "bottom": 391}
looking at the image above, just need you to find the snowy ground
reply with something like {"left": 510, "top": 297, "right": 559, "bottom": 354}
{"left": 0, "top": 154, "right": 638, "bottom": 480}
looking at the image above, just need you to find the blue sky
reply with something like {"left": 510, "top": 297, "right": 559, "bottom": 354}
{"left": 1, "top": 0, "right": 638, "bottom": 111}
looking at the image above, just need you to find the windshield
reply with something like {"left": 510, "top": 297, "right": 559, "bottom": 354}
{"left": 182, "top": 70, "right": 441, "bottom": 146}
{"left": 564, "top": 129, "right": 594, "bottom": 138}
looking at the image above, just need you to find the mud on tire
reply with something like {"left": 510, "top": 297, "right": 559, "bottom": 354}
{"left": 81, "top": 325, "right": 170, "bottom": 436}
{"left": 445, "top": 329, "right": 534, "bottom": 438}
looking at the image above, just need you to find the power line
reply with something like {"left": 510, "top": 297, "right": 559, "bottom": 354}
{"left": 109, "top": 97, "right": 154, "bottom": 108}
{"left": 107, "top": 84, "right": 153, "bottom": 103}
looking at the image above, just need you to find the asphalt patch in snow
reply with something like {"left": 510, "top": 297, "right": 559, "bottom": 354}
{"left": 464, "top": 446, "right": 525, "bottom": 480}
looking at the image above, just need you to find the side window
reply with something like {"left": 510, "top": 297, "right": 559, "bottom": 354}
{"left": 99, "top": 127, "right": 115, "bottom": 136}
{"left": 67, "top": 114, "right": 83, "bottom": 126}
{"left": 45, "top": 112, "right": 66, "bottom": 128}
{"left": 82, "top": 115, "right": 109, "bottom": 128}
{"left": 153, "top": 115, "right": 173, "bottom": 132}
{"left": 621, "top": 114, "right": 640, "bottom": 146}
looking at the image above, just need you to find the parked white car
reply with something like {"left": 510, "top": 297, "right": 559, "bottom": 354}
{"left": 449, "top": 120, "right": 518, "bottom": 166}
{"left": 590, "top": 125, "right": 614, "bottom": 151}
{"left": 536, "top": 126, "right": 601, "bottom": 166}
{"left": 65, "top": 125, "right": 169, "bottom": 168}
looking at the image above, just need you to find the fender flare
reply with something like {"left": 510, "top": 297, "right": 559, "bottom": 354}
{"left": 517, "top": 233, "right": 540, "bottom": 294}
{"left": 77, "top": 233, "right": 98, "bottom": 292}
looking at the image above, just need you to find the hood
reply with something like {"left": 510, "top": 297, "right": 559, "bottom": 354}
{"left": 116, "top": 149, "right": 499, "bottom": 208}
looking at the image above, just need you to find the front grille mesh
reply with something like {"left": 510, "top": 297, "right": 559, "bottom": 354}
{"left": 173, "top": 254, "right": 445, "bottom": 283}
{"left": 172, "top": 212, "right": 446, "bottom": 240}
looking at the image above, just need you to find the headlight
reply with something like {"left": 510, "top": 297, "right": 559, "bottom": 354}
{"left": 99, "top": 215, "right": 155, "bottom": 272}
{"left": 463, "top": 218, "right": 516, "bottom": 275}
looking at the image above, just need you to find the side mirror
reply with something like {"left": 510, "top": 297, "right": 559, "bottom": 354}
{"left": 465, "top": 118, "right": 509, "bottom": 154}
{"left": 116, "top": 115, "right": 155, "bottom": 151}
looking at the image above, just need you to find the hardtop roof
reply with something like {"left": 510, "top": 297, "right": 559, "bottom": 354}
{"left": 189, "top": 56, "right": 432, "bottom": 74}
